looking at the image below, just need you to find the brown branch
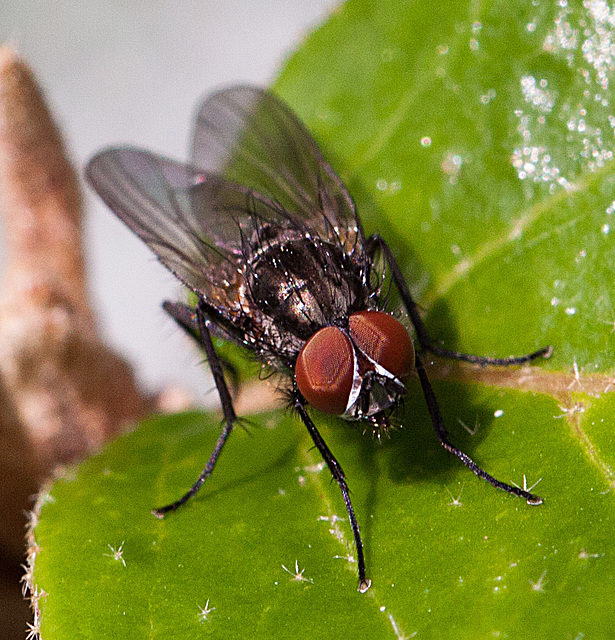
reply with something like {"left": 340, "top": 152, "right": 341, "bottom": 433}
{"left": 0, "top": 46, "right": 153, "bottom": 561}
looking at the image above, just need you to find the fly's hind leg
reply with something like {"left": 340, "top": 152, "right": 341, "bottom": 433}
{"left": 163, "top": 300, "right": 241, "bottom": 397}
{"left": 152, "top": 299, "right": 238, "bottom": 517}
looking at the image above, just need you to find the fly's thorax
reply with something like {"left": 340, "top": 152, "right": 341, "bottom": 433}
{"left": 246, "top": 230, "right": 364, "bottom": 340}
{"left": 295, "top": 310, "right": 415, "bottom": 419}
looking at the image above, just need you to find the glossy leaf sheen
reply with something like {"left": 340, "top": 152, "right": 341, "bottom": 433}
{"left": 34, "top": 0, "right": 615, "bottom": 637}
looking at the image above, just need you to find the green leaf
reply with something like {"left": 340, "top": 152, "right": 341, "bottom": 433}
{"left": 31, "top": 0, "right": 615, "bottom": 637}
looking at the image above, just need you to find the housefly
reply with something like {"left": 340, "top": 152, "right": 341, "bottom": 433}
{"left": 86, "top": 86, "right": 551, "bottom": 592}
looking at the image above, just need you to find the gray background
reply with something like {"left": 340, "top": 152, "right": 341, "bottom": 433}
{"left": 0, "top": 1, "right": 336, "bottom": 404}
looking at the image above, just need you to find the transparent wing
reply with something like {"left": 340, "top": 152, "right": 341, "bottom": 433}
{"left": 85, "top": 146, "right": 289, "bottom": 306}
{"left": 191, "top": 85, "right": 364, "bottom": 259}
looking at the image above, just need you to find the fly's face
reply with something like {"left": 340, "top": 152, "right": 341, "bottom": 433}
{"left": 295, "top": 310, "right": 415, "bottom": 421}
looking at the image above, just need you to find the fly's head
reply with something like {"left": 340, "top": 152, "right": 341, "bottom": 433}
{"left": 295, "top": 310, "right": 415, "bottom": 431}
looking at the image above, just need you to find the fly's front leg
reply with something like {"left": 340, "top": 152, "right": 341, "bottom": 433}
{"left": 365, "top": 234, "right": 552, "bottom": 365}
{"left": 365, "top": 235, "right": 545, "bottom": 504}
{"left": 152, "top": 299, "right": 238, "bottom": 517}
{"left": 414, "top": 352, "right": 542, "bottom": 504}
{"left": 293, "top": 391, "right": 371, "bottom": 593}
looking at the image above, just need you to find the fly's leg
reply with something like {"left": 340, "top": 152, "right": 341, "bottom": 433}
{"left": 163, "top": 300, "right": 241, "bottom": 397}
{"left": 365, "top": 234, "right": 552, "bottom": 365}
{"left": 415, "top": 352, "right": 542, "bottom": 503}
{"left": 152, "top": 299, "right": 238, "bottom": 517}
{"left": 162, "top": 300, "right": 201, "bottom": 342}
{"left": 294, "top": 392, "right": 371, "bottom": 593}
{"left": 365, "top": 234, "right": 545, "bottom": 504}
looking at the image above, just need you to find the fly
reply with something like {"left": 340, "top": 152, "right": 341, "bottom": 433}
{"left": 86, "top": 86, "right": 551, "bottom": 592}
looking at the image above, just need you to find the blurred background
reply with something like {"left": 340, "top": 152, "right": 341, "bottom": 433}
{"left": 0, "top": 0, "right": 336, "bottom": 407}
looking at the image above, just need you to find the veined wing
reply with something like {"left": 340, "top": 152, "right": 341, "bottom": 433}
{"left": 191, "top": 85, "right": 365, "bottom": 261}
{"left": 85, "top": 147, "right": 290, "bottom": 309}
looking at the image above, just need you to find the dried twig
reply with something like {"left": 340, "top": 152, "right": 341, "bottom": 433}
{"left": 0, "top": 45, "right": 152, "bottom": 558}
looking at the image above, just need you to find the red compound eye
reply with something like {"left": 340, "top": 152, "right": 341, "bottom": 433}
{"left": 295, "top": 326, "right": 354, "bottom": 415}
{"left": 349, "top": 311, "right": 414, "bottom": 380}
